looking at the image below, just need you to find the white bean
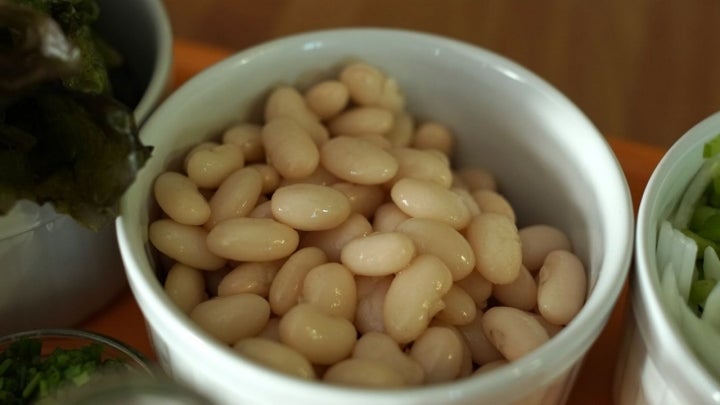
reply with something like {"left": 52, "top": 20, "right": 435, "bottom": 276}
{"left": 163, "top": 263, "right": 207, "bottom": 314}
{"left": 481, "top": 306, "right": 549, "bottom": 361}
{"left": 217, "top": 260, "right": 283, "bottom": 298}
{"left": 536, "top": 250, "right": 587, "bottom": 325}
{"left": 271, "top": 183, "right": 351, "bottom": 231}
{"left": 300, "top": 262, "right": 357, "bottom": 321}
{"left": 323, "top": 358, "right": 406, "bottom": 388}
{"left": 269, "top": 247, "right": 328, "bottom": 316}
{"left": 391, "top": 178, "right": 471, "bottom": 230}
{"left": 190, "top": 294, "right": 270, "bottom": 344}
{"left": 185, "top": 143, "right": 245, "bottom": 189}
{"left": 353, "top": 332, "right": 425, "bottom": 385}
{"left": 206, "top": 217, "right": 299, "bottom": 262}
{"left": 261, "top": 117, "right": 319, "bottom": 179}
{"left": 466, "top": 212, "right": 522, "bottom": 285}
{"left": 519, "top": 224, "right": 573, "bottom": 272}
{"left": 154, "top": 171, "right": 211, "bottom": 226}
{"left": 149, "top": 219, "right": 226, "bottom": 271}
{"left": 409, "top": 326, "right": 463, "bottom": 384}
{"left": 340, "top": 232, "right": 416, "bottom": 277}
{"left": 320, "top": 136, "right": 398, "bottom": 185}
{"left": 233, "top": 337, "right": 316, "bottom": 380}
{"left": 206, "top": 167, "right": 263, "bottom": 228}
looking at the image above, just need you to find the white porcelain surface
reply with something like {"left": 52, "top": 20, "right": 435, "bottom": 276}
{"left": 624, "top": 111, "right": 720, "bottom": 404}
{"left": 117, "top": 28, "right": 633, "bottom": 405}
{"left": 0, "top": 0, "right": 173, "bottom": 335}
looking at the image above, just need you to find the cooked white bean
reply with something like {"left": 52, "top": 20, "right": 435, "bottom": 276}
{"left": 391, "top": 178, "right": 471, "bottom": 230}
{"left": 301, "top": 262, "right": 357, "bottom": 320}
{"left": 456, "top": 167, "right": 497, "bottom": 192}
{"left": 384, "top": 254, "right": 453, "bottom": 343}
{"left": 353, "top": 332, "right": 425, "bottom": 385}
{"left": 264, "top": 85, "right": 329, "bottom": 145}
{"left": 185, "top": 143, "right": 245, "bottom": 189}
{"left": 492, "top": 265, "right": 538, "bottom": 311}
{"left": 278, "top": 165, "right": 339, "bottom": 187}
{"left": 154, "top": 171, "right": 211, "bottom": 226}
{"left": 385, "top": 112, "right": 414, "bottom": 148}
{"left": 455, "top": 271, "right": 493, "bottom": 308}
{"left": 206, "top": 217, "right": 299, "bottom": 262}
{"left": 519, "top": 224, "right": 573, "bottom": 272}
{"left": 340, "top": 232, "right": 416, "bottom": 277}
{"left": 233, "top": 337, "right": 316, "bottom": 380}
{"left": 481, "top": 306, "right": 549, "bottom": 361}
{"left": 206, "top": 167, "right": 263, "bottom": 228}
{"left": 409, "top": 326, "right": 463, "bottom": 383}
{"left": 279, "top": 303, "right": 356, "bottom": 365}
{"left": 537, "top": 250, "right": 587, "bottom": 325}
{"left": 327, "top": 107, "right": 394, "bottom": 136}
{"left": 453, "top": 187, "right": 481, "bottom": 217}
{"left": 269, "top": 247, "right": 328, "bottom": 316}
{"left": 396, "top": 217, "right": 475, "bottom": 281}
{"left": 428, "top": 320, "right": 474, "bottom": 378}
{"left": 304, "top": 80, "right": 349, "bottom": 120}
{"left": 217, "top": 260, "right": 283, "bottom": 298}
{"left": 261, "top": 117, "right": 319, "bottom": 179}
{"left": 456, "top": 312, "right": 504, "bottom": 365}
{"left": 248, "top": 163, "right": 281, "bottom": 194}
{"left": 355, "top": 275, "right": 392, "bottom": 334}
{"left": 372, "top": 202, "right": 411, "bottom": 232}
{"left": 435, "top": 285, "right": 477, "bottom": 326}
{"left": 271, "top": 183, "right": 351, "bottom": 231}
{"left": 323, "top": 358, "right": 406, "bottom": 388}
{"left": 163, "top": 263, "right": 207, "bottom": 314}
{"left": 248, "top": 200, "right": 274, "bottom": 219}
{"left": 472, "top": 189, "right": 516, "bottom": 223}
{"left": 320, "top": 136, "right": 398, "bottom": 185}
{"left": 190, "top": 294, "right": 270, "bottom": 344}
{"left": 339, "top": 62, "right": 386, "bottom": 105}
{"left": 473, "top": 359, "right": 507, "bottom": 375}
{"left": 331, "top": 182, "right": 385, "bottom": 218}
{"left": 222, "top": 123, "right": 264, "bottom": 163}
{"left": 466, "top": 212, "right": 522, "bottom": 285}
{"left": 300, "top": 213, "right": 373, "bottom": 262}
{"left": 412, "top": 122, "right": 453, "bottom": 156}
{"left": 149, "top": 219, "right": 226, "bottom": 271}
{"left": 389, "top": 147, "right": 452, "bottom": 188}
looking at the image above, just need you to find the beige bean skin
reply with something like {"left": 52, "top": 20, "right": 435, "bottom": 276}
{"left": 391, "top": 178, "right": 471, "bottom": 230}
{"left": 248, "top": 164, "right": 281, "bottom": 194}
{"left": 372, "top": 202, "right": 411, "bottom": 232}
{"left": 257, "top": 317, "right": 281, "bottom": 341}
{"left": 409, "top": 326, "right": 464, "bottom": 384}
{"left": 327, "top": 107, "right": 394, "bottom": 136}
{"left": 149, "top": 219, "right": 226, "bottom": 271}
{"left": 428, "top": 320, "right": 474, "bottom": 378}
{"left": 388, "top": 147, "right": 453, "bottom": 188}
{"left": 248, "top": 200, "right": 274, "bottom": 219}
{"left": 354, "top": 275, "right": 392, "bottom": 334}
{"left": 271, "top": 183, "right": 351, "bottom": 231}
{"left": 206, "top": 217, "right": 299, "bottom": 262}
{"left": 466, "top": 212, "right": 522, "bottom": 285}
{"left": 473, "top": 360, "right": 507, "bottom": 375}
{"left": 269, "top": 247, "right": 328, "bottom": 316}
{"left": 163, "top": 263, "right": 208, "bottom": 314}
{"left": 384, "top": 254, "right": 453, "bottom": 343}
{"left": 472, "top": 189, "right": 516, "bottom": 223}
{"left": 217, "top": 260, "right": 284, "bottom": 298}
{"left": 455, "top": 271, "right": 493, "bottom": 308}
{"left": 537, "top": 250, "right": 587, "bottom": 326}
{"left": 481, "top": 306, "right": 550, "bottom": 361}
{"left": 261, "top": 117, "right": 319, "bottom": 179}
{"left": 300, "top": 213, "right": 373, "bottom": 262}
{"left": 339, "top": 62, "right": 385, "bottom": 106}
{"left": 412, "top": 122, "right": 454, "bottom": 156}
{"left": 323, "top": 358, "right": 406, "bottom": 388}
{"left": 396, "top": 218, "right": 475, "bottom": 281}
{"left": 233, "top": 337, "right": 316, "bottom": 380}
{"left": 519, "top": 225, "right": 573, "bottom": 272}
{"left": 320, "top": 136, "right": 398, "bottom": 185}
{"left": 222, "top": 123, "right": 265, "bottom": 163}
{"left": 185, "top": 143, "right": 245, "bottom": 189}
{"left": 492, "top": 265, "right": 538, "bottom": 311}
{"left": 385, "top": 112, "right": 414, "bottom": 148}
{"left": 278, "top": 165, "right": 339, "bottom": 187}
{"left": 352, "top": 332, "right": 425, "bottom": 385}
{"left": 331, "top": 182, "right": 385, "bottom": 218}
{"left": 206, "top": 167, "right": 263, "bottom": 228}
{"left": 456, "top": 167, "right": 497, "bottom": 192}
{"left": 301, "top": 262, "right": 357, "bottom": 320}
{"left": 183, "top": 141, "right": 217, "bottom": 171}
{"left": 456, "top": 312, "right": 504, "bottom": 365}
{"left": 340, "top": 232, "right": 416, "bottom": 277}
{"left": 190, "top": 294, "right": 270, "bottom": 344}
{"left": 279, "top": 303, "right": 357, "bottom": 365}
{"left": 203, "top": 267, "right": 230, "bottom": 297}
{"left": 453, "top": 187, "right": 482, "bottom": 217}
{"left": 435, "top": 285, "right": 477, "bottom": 326}
{"left": 304, "top": 80, "right": 349, "bottom": 120}
{"left": 264, "top": 86, "right": 329, "bottom": 145}
{"left": 154, "top": 171, "right": 211, "bottom": 226}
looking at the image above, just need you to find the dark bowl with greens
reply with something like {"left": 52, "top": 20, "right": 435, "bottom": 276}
{"left": 0, "top": 0, "right": 172, "bottom": 335}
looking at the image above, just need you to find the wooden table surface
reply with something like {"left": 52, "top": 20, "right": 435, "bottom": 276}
{"left": 79, "top": 39, "right": 665, "bottom": 404}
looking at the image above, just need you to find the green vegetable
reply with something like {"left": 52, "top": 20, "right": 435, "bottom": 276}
{"left": 0, "top": 337, "right": 125, "bottom": 404}
{"left": 0, "top": 0, "right": 151, "bottom": 231}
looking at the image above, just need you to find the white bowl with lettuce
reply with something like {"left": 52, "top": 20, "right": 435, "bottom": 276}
{"left": 622, "top": 111, "right": 720, "bottom": 403}
{"left": 0, "top": 0, "right": 172, "bottom": 334}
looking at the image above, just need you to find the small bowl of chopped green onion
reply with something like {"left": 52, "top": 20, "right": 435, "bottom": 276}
{"left": 0, "top": 328, "right": 154, "bottom": 404}
{"left": 620, "top": 111, "right": 720, "bottom": 403}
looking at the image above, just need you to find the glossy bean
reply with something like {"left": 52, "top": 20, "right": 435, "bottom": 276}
{"left": 372, "top": 202, "right": 411, "bottom": 232}
{"left": 278, "top": 165, "right": 339, "bottom": 187}
{"left": 279, "top": 303, "right": 357, "bottom": 365}
{"left": 304, "top": 80, "right": 349, "bottom": 120}
{"left": 149, "top": 219, "right": 226, "bottom": 271}
{"left": 206, "top": 167, "right": 263, "bottom": 228}
{"left": 190, "top": 293, "right": 270, "bottom": 344}
{"left": 536, "top": 250, "right": 587, "bottom": 325}
{"left": 340, "top": 232, "right": 416, "bottom": 277}
{"left": 519, "top": 224, "right": 573, "bottom": 272}
{"left": 327, "top": 107, "right": 394, "bottom": 136}
{"left": 455, "top": 271, "right": 493, "bottom": 308}
{"left": 271, "top": 183, "right": 351, "bottom": 231}
{"left": 352, "top": 332, "right": 425, "bottom": 385}
{"left": 217, "top": 260, "right": 284, "bottom": 298}
{"left": 384, "top": 254, "right": 453, "bottom": 343}
{"left": 339, "top": 62, "right": 386, "bottom": 106}
{"left": 222, "top": 123, "right": 265, "bottom": 163}
{"left": 456, "top": 167, "right": 497, "bottom": 192}
{"left": 163, "top": 263, "right": 207, "bottom": 314}
{"left": 185, "top": 143, "right": 245, "bottom": 189}
{"left": 385, "top": 112, "right": 414, "bottom": 148}
{"left": 492, "top": 265, "right": 538, "bottom": 311}
{"left": 154, "top": 171, "right": 211, "bottom": 226}
{"left": 412, "top": 121, "right": 453, "bottom": 156}
{"left": 248, "top": 200, "right": 274, "bottom": 219}
{"left": 435, "top": 285, "right": 477, "bottom": 326}
{"left": 233, "top": 337, "right": 316, "bottom": 380}
{"left": 323, "top": 358, "right": 406, "bottom": 388}
{"left": 354, "top": 275, "right": 392, "bottom": 334}
{"left": 248, "top": 163, "right": 281, "bottom": 194}
{"left": 206, "top": 217, "right": 299, "bottom": 262}
{"left": 389, "top": 147, "right": 453, "bottom": 188}
{"left": 466, "top": 212, "right": 522, "bottom": 285}
{"left": 264, "top": 86, "right": 329, "bottom": 145}
{"left": 261, "top": 117, "right": 319, "bottom": 179}
{"left": 456, "top": 312, "right": 504, "bottom": 365}
{"left": 300, "top": 213, "right": 373, "bottom": 262}
{"left": 409, "top": 326, "right": 464, "bottom": 384}
{"left": 391, "top": 178, "right": 471, "bottom": 230}
{"left": 301, "top": 262, "right": 357, "bottom": 320}
{"left": 331, "top": 182, "right": 385, "bottom": 218}
{"left": 269, "top": 247, "right": 328, "bottom": 316}
{"left": 472, "top": 189, "right": 516, "bottom": 223}
{"left": 481, "top": 306, "right": 549, "bottom": 361}
{"left": 320, "top": 136, "right": 398, "bottom": 185}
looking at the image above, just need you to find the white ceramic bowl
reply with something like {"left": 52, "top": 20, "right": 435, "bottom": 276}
{"left": 616, "top": 111, "right": 720, "bottom": 404}
{"left": 0, "top": 0, "right": 173, "bottom": 335}
{"left": 117, "top": 28, "right": 633, "bottom": 405}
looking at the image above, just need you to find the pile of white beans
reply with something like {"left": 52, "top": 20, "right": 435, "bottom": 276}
{"left": 149, "top": 61, "right": 588, "bottom": 388}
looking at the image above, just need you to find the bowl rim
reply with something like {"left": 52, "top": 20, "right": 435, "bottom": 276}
{"left": 118, "top": 27, "right": 634, "bottom": 403}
